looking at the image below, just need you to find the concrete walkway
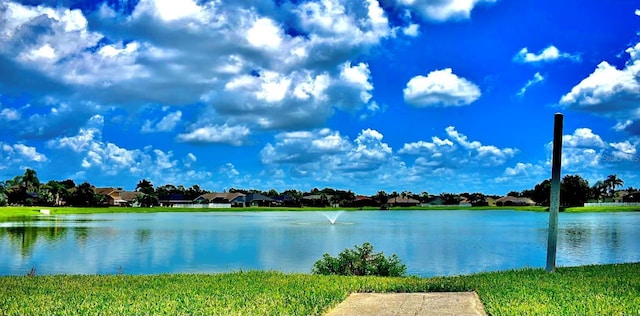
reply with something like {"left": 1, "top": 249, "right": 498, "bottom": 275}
{"left": 324, "top": 292, "right": 487, "bottom": 316}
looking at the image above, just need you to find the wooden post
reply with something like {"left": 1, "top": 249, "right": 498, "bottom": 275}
{"left": 546, "top": 113, "right": 563, "bottom": 272}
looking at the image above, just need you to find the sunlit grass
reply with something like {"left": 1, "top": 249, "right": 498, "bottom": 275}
{"left": 565, "top": 205, "right": 640, "bottom": 213}
{"left": 0, "top": 263, "right": 638, "bottom": 315}
{"left": 1, "top": 204, "right": 638, "bottom": 221}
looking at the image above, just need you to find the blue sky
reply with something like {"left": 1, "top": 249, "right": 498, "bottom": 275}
{"left": 0, "top": 0, "right": 639, "bottom": 196}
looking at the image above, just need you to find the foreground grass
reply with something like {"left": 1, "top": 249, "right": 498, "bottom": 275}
{"left": 0, "top": 263, "right": 638, "bottom": 315}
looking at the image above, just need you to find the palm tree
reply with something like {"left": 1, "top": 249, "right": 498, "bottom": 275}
{"left": 136, "top": 179, "right": 155, "bottom": 195}
{"left": 73, "top": 182, "right": 96, "bottom": 206}
{"left": 46, "top": 180, "right": 67, "bottom": 206}
{"left": 21, "top": 168, "right": 40, "bottom": 192}
{"left": 0, "top": 182, "right": 7, "bottom": 205}
{"left": 420, "top": 191, "right": 430, "bottom": 204}
{"left": 604, "top": 175, "right": 624, "bottom": 198}
{"left": 4, "top": 176, "right": 24, "bottom": 204}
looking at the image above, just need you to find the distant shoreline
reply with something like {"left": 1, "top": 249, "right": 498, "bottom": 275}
{"left": 1, "top": 205, "right": 639, "bottom": 220}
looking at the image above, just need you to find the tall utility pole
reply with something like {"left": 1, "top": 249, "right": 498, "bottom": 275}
{"left": 546, "top": 113, "right": 563, "bottom": 272}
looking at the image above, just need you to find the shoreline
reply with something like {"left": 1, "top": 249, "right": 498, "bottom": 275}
{"left": 1, "top": 205, "right": 639, "bottom": 220}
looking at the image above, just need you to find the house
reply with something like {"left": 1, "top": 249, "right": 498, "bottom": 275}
{"left": 622, "top": 192, "right": 640, "bottom": 203}
{"left": 613, "top": 191, "right": 629, "bottom": 203}
{"left": 273, "top": 194, "right": 299, "bottom": 207}
{"left": 353, "top": 195, "right": 377, "bottom": 208}
{"left": 458, "top": 198, "right": 472, "bottom": 207}
{"left": 495, "top": 196, "right": 536, "bottom": 206}
{"left": 387, "top": 196, "right": 420, "bottom": 207}
{"left": 302, "top": 194, "right": 331, "bottom": 207}
{"left": 245, "top": 193, "right": 275, "bottom": 207}
{"left": 425, "top": 196, "right": 445, "bottom": 206}
{"left": 471, "top": 197, "right": 496, "bottom": 207}
{"left": 194, "top": 192, "right": 245, "bottom": 208}
{"left": 158, "top": 193, "right": 193, "bottom": 207}
{"left": 94, "top": 188, "right": 128, "bottom": 206}
{"left": 121, "top": 191, "right": 144, "bottom": 207}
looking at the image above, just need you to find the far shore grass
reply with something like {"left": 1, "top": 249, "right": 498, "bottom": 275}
{"left": 0, "top": 263, "right": 638, "bottom": 315}
{"left": 1, "top": 204, "right": 639, "bottom": 220}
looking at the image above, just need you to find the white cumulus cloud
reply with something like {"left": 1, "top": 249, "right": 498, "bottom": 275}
{"left": 395, "top": 0, "right": 497, "bottom": 22}
{"left": 141, "top": 111, "right": 182, "bottom": 133}
{"left": 176, "top": 124, "right": 250, "bottom": 146}
{"left": 560, "top": 43, "right": 640, "bottom": 133}
{"left": 403, "top": 68, "right": 481, "bottom": 107}
{"left": 513, "top": 45, "right": 580, "bottom": 63}
{"left": 11, "top": 143, "right": 47, "bottom": 163}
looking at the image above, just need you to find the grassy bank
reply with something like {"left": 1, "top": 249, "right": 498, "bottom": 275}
{"left": 2, "top": 204, "right": 640, "bottom": 220}
{"left": 565, "top": 205, "right": 640, "bottom": 213}
{"left": 0, "top": 263, "right": 638, "bottom": 315}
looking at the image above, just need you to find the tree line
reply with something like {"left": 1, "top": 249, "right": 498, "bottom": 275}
{"left": 0, "top": 168, "right": 633, "bottom": 208}
{"left": 508, "top": 174, "right": 631, "bottom": 207}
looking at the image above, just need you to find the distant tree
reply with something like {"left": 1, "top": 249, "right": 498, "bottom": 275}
{"left": 135, "top": 179, "right": 158, "bottom": 207}
{"left": 520, "top": 189, "right": 535, "bottom": 199}
{"left": 507, "top": 191, "right": 522, "bottom": 197}
{"left": 532, "top": 179, "right": 551, "bottom": 206}
{"left": 5, "top": 176, "right": 24, "bottom": 204}
{"left": 560, "top": 175, "right": 590, "bottom": 207}
{"left": 604, "top": 174, "right": 624, "bottom": 198}
{"left": 281, "top": 189, "right": 303, "bottom": 207}
{"left": 440, "top": 193, "right": 459, "bottom": 205}
{"left": 60, "top": 179, "right": 76, "bottom": 190}
{"left": 420, "top": 191, "right": 429, "bottom": 203}
{"left": 156, "top": 184, "right": 178, "bottom": 199}
{"left": 342, "top": 190, "right": 356, "bottom": 206}
{"left": 469, "top": 192, "right": 487, "bottom": 206}
{"left": 185, "top": 184, "right": 205, "bottom": 200}
{"left": 71, "top": 182, "right": 97, "bottom": 206}
{"left": 320, "top": 193, "right": 329, "bottom": 207}
{"left": 330, "top": 194, "right": 340, "bottom": 207}
{"left": 590, "top": 181, "right": 607, "bottom": 202}
{"left": 134, "top": 193, "right": 159, "bottom": 208}
{"left": 45, "top": 180, "right": 67, "bottom": 206}
{"left": 21, "top": 168, "right": 40, "bottom": 193}
{"left": 375, "top": 191, "right": 388, "bottom": 206}
{"left": 0, "top": 183, "right": 7, "bottom": 205}
{"left": 136, "top": 179, "right": 155, "bottom": 195}
{"left": 266, "top": 189, "right": 279, "bottom": 198}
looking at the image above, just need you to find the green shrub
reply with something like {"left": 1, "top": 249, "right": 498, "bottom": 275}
{"left": 312, "top": 242, "right": 406, "bottom": 277}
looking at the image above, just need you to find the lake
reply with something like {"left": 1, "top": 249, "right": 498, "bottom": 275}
{"left": 0, "top": 210, "right": 638, "bottom": 276}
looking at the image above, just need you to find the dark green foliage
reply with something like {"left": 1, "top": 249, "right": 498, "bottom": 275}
{"left": 560, "top": 175, "right": 591, "bottom": 207}
{"left": 312, "top": 242, "right": 406, "bottom": 277}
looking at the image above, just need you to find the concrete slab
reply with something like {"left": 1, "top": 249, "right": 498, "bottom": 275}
{"left": 324, "top": 292, "right": 486, "bottom": 316}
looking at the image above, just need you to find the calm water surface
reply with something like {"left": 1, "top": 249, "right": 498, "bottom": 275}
{"left": 0, "top": 210, "right": 638, "bottom": 276}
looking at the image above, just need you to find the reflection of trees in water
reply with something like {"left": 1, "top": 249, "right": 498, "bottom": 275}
{"left": 560, "top": 222, "right": 622, "bottom": 255}
{"left": 74, "top": 227, "right": 89, "bottom": 245}
{"left": 0, "top": 225, "right": 68, "bottom": 256}
{"left": 137, "top": 229, "right": 151, "bottom": 245}
{"left": 564, "top": 226, "right": 589, "bottom": 250}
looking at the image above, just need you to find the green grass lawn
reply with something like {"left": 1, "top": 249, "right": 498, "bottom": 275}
{"left": 2, "top": 204, "right": 638, "bottom": 221}
{"left": 0, "top": 263, "right": 638, "bottom": 315}
{"left": 564, "top": 205, "right": 640, "bottom": 213}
